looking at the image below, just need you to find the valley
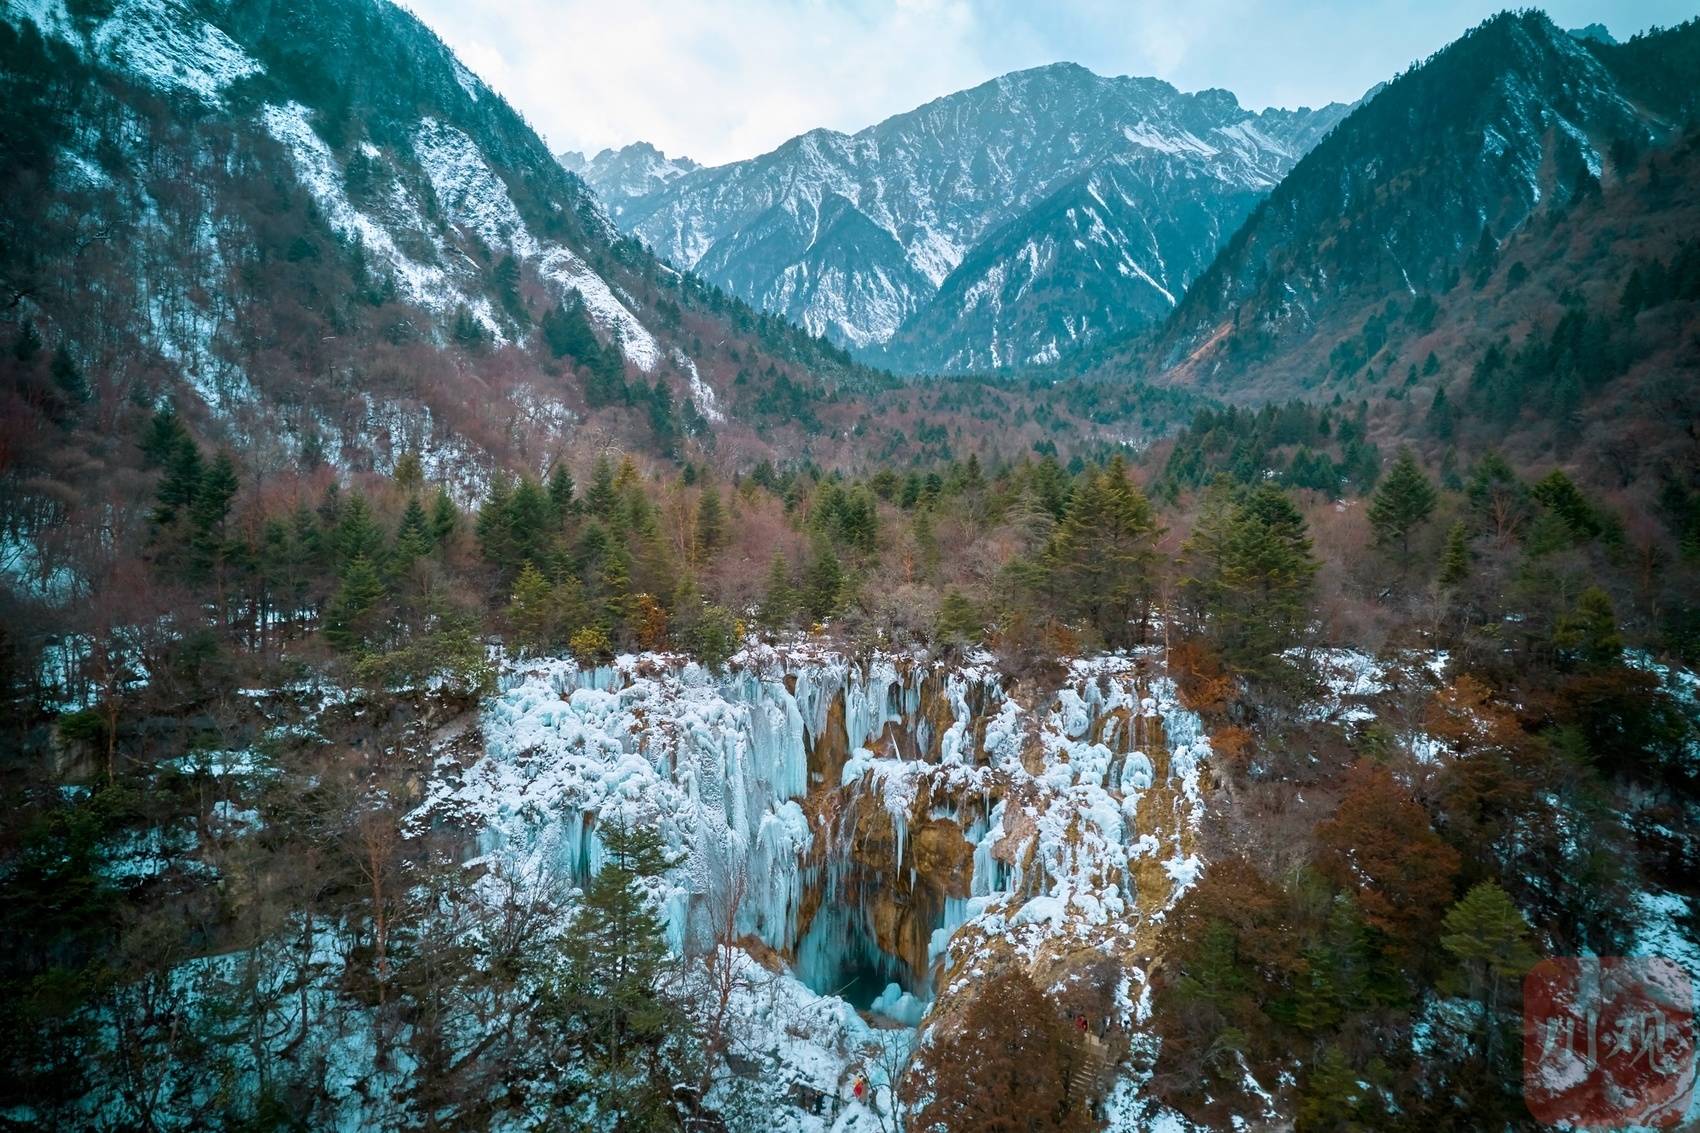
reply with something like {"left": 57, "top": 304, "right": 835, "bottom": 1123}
{"left": 1, "top": 1, "right": 1698, "bottom": 1130}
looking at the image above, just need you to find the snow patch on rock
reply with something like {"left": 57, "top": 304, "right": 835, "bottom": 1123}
{"left": 92, "top": 0, "right": 261, "bottom": 103}
{"left": 533, "top": 246, "right": 661, "bottom": 370}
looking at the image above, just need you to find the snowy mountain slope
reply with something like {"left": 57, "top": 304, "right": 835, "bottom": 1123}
{"left": 0, "top": 0, "right": 876, "bottom": 492}
{"left": 881, "top": 150, "right": 1258, "bottom": 371}
{"left": 603, "top": 64, "right": 1355, "bottom": 368}
{"left": 559, "top": 141, "right": 701, "bottom": 213}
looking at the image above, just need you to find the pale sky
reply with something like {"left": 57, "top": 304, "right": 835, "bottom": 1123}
{"left": 403, "top": 1, "right": 1698, "bottom": 168}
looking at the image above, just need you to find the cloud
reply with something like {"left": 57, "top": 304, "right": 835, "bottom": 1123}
{"left": 402, "top": 0, "right": 1700, "bottom": 167}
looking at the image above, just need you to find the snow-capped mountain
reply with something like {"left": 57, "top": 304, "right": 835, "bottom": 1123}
{"left": 602, "top": 64, "right": 1356, "bottom": 370}
{"left": 558, "top": 141, "right": 701, "bottom": 213}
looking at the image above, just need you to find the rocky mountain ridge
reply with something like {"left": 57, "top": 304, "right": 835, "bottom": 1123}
{"left": 599, "top": 63, "right": 1356, "bottom": 369}
{"left": 1138, "top": 11, "right": 1690, "bottom": 394}
{"left": 559, "top": 141, "right": 701, "bottom": 210}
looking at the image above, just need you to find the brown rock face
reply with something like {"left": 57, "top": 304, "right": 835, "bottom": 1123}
{"left": 910, "top": 818, "right": 973, "bottom": 899}
{"left": 807, "top": 693, "right": 851, "bottom": 788}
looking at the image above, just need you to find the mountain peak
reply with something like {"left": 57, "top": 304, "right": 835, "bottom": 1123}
{"left": 595, "top": 62, "right": 1354, "bottom": 371}
{"left": 1568, "top": 22, "right": 1618, "bottom": 46}
{"left": 1146, "top": 4, "right": 1677, "bottom": 394}
{"left": 565, "top": 141, "right": 700, "bottom": 208}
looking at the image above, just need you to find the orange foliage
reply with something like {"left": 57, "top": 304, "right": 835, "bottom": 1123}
{"left": 1315, "top": 763, "right": 1460, "bottom": 951}
{"left": 630, "top": 593, "right": 669, "bottom": 652}
{"left": 903, "top": 966, "right": 1092, "bottom": 1133}
{"left": 1169, "top": 639, "right": 1233, "bottom": 716}
{"left": 1423, "top": 674, "right": 1523, "bottom": 751}
{"left": 1159, "top": 856, "right": 1295, "bottom": 978}
{"left": 1209, "top": 725, "right": 1254, "bottom": 771}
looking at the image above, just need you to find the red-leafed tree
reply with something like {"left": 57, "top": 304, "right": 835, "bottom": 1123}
{"left": 1316, "top": 763, "right": 1461, "bottom": 957}
{"left": 904, "top": 966, "right": 1095, "bottom": 1133}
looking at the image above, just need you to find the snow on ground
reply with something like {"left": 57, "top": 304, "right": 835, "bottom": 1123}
{"left": 262, "top": 101, "right": 662, "bottom": 371}
{"left": 4, "top": 0, "right": 77, "bottom": 40}
{"left": 676, "top": 350, "right": 724, "bottom": 421}
{"left": 0, "top": 530, "right": 76, "bottom": 603}
{"left": 533, "top": 246, "right": 662, "bottom": 370}
{"left": 1286, "top": 645, "right": 1390, "bottom": 723}
{"left": 414, "top": 118, "right": 541, "bottom": 259}
{"left": 260, "top": 102, "right": 496, "bottom": 335}
{"left": 91, "top": 0, "right": 262, "bottom": 102}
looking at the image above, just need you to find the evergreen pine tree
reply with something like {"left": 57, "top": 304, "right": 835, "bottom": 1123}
{"left": 393, "top": 496, "right": 433, "bottom": 568}
{"left": 1297, "top": 1047, "right": 1386, "bottom": 1130}
{"left": 585, "top": 454, "right": 619, "bottom": 522}
{"left": 936, "top": 588, "right": 981, "bottom": 645}
{"left": 585, "top": 336, "right": 629, "bottom": 407}
{"left": 1466, "top": 450, "right": 1530, "bottom": 544}
{"left": 476, "top": 476, "right": 515, "bottom": 567}
{"left": 1031, "top": 453, "right": 1070, "bottom": 520}
{"left": 12, "top": 320, "right": 40, "bottom": 363}
{"left": 1440, "top": 882, "right": 1536, "bottom": 987}
{"left": 802, "top": 538, "right": 843, "bottom": 624}
{"left": 506, "top": 477, "right": 552, "bottom": 571}
{"left": 188, "top": 450, "right": 240, "bottom": 584}
{"left": 391, "top": 450, "right": 423, "bottom": 494}
{"left": 1530, "top": 470, "right": 1604, "bottom": 542}
{"left": 429, "top": 486, "right": 458, "bottom": 544}
{"left": 759, "top": 553, "right": 795, "bottom": 633}
{"left": 694, "top": 484, "right": 724, "bottom": 563}
{"left": 1041, "top": 455, "right": 1160, "bottom": 645}
{"left": 50, "top": 344, "right": 89, "bottom": 402}
{"left": 323, "top": 555, "right": 387, "bottom": 652}
{"left": 1367, "top": 448, "right": 1438, "bottom": 560}
{"left": 152, "top": 430, "right": 203, "bottom": 525}
{"left": 334, "top": 491, "right": 386, "bottom": 570}
{"left": 1438, "top": 522, "right": 1471, "bottom": 586}
{"left": 542, "top": 294, "right": 601, "bottom": 364}
{"left": 1553, "top": 586, "right": 1624, "bottom": 665}
{"left": 317, "top": 481, "right": 343, "bottom": 528}
{"left": 491, "top": 254, "right": 527, "bottom": 327}
{"left": 507, "top": 561, "right": 555, "bottom": 652}
{"left": 597, "top": 537, "right": 633, "bottom": 632}
{"left": 1177, "top": 475, "right": 1241, "bottom": 625}
{"left": 546, "top": 462, "right": 576, "bottom": 523}
{"left": 1184, "top": 482, "right": 1317, "bottom": 669}
{"left": 140, "top": 405, "right": 189, "bottom": 465}
{"left": 1439, "top": 446, "right": 1463, "bottom": 491}
{"left": 1427, "top": 384, "right": 1454, "bottom": 440}
{"left": 452, "top": 307, "right": 485, "bottom": 350}
{"left": 1440, "top": 882, "right": 1537, "bottom": 1069}
{"left": 543, "top": 819, "right": 683, "bottom": 1130}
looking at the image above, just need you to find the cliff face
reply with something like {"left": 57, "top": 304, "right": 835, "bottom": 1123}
{"left": 418, "top": 645, "right": 1211, "bottom": 1121}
